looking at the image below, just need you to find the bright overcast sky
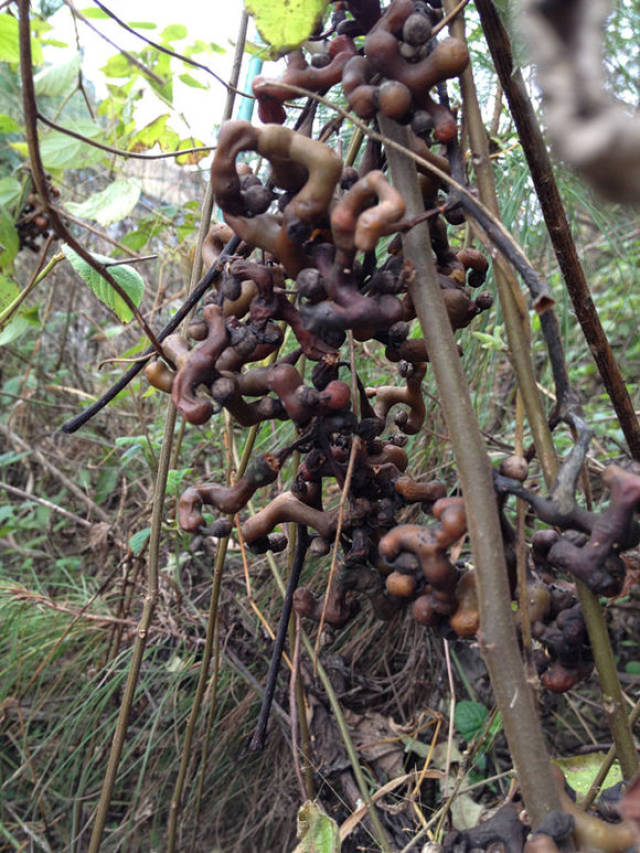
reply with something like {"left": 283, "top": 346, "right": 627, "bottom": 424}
{"left": 46, "top": 2, "right": 278, "bottom": 144}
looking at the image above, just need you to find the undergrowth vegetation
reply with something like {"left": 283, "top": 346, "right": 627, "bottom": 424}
{"left": 2, "top": 2, "right": 640, "bottom": 852}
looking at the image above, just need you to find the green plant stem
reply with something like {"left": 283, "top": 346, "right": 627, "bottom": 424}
{"left": 475, "top": 0, "right": 640, "bottom": 462}
{"left": 573, "top": 585, "right": 638, "bottom": 780}
{"left": 166, "top": 426, "right": 258, "bottom": 853}
{"left": 88, "top": 406, "right": 176, "bottom": 853}
{"left": 0, "top": 250, "right": 61, "bottom": 328}
{"left": 379, "top": 114, "right": 561, "bottom": 826}
{"left": 582, "top": 695, "right": 640, "bottom": 809}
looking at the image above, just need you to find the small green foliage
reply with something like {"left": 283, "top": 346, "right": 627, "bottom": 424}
{"left": 34, "top": 56, "right": 82, "bottom": 97}
{"left": 129, "top": 527, "right": 151, "bottom": 555}
{"left": 455, "top": 700, "right": 502, "bottom": 745}
{"left": 66, "top": 179, "right": 141, "bottom": 227}
{"left": 78, "top": 7, "right": 109, "bottom": 19}
{"left": 167, "top": 468, "right": 193, "bottom": 492}
{"left": 161, "top": 24, "right": 187, "bottom": 42}
{"left": 0, "top": 115, "right": 20, "bottom": 134}
{"left": 0, "top": 208, "right": 19, "bottom": 269}
{"left": 294, "top": 801, "right": 340, "bottom": 853}
{"left": 553, "top": 755, "right": 623, "bottom": 797}
{"left": 0, "top": 13, "right": 42, "bottom": 65}
{"left": 61, "top": 245, "right": 144, "bottom": 322}
{"left": 129, "top": 114, "right": 179, "bottom": 152}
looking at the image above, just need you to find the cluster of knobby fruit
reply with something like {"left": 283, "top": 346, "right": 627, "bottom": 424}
{"left": 17, "top": 187, "right": 56, "bottom": 251}
{"left": 143, "top": 0, "right": 640, "bottom": 695}
{"left": 496, "top": 460, "right": 640, "bottom": 693}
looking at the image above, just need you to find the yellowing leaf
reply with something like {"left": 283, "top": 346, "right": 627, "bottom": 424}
{"left": 245, "top": 0, "right": 329, "bottom": 57}
{"left": 294, "top": 802, "right": 340, "bottom": 853}
{"left": 553, "top": 755, "right": 623, "bottom": 798}
{"left": 176, "top": 138, "right": 209, "bottom": 165}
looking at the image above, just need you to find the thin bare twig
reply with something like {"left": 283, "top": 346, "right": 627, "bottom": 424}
{"left": 59, "top": 235, "right": 240, "bottom": 433}
{"left": 37, "top": 112, "right": 215, "bottom": 160}
{"left": 91, "top": 0, "right": 252, "bottom": 100}
{"left": 63, "top": 0, "right": 165, "bottom": 85}
{"left": 249, "top": 526, "right": 309, "bottom": 751}
{"left": 1, "top": 481, "right": 93, "bottom": 528}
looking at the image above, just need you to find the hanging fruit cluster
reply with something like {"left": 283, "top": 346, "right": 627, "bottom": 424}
{"left": 143, "top": 0, "right": 640, "bottom": 694}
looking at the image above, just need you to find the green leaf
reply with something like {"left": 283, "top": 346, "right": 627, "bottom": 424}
{"left": 176, "top": 138, "right": 208, "bottom": 165}
{"left": 66, "top": 179, "right": 141, "bottom": 226}
{"left": 129, "top": 527, "right": 151, "bottom": 555}
{"left": 0, "top": 313, "right": 30, "bottom": 346}
{"left": 0, "top": 114, "right": 20, "bottom": 133}
{"left": 553, "top": 755, "right": 623, "bottom": 798}
{"left": 61, "top": 245, "right": 144, "bottom": 323}
{"left": 120, "top": 230, "right": 149, "bottom": 252}
{"left": 167, "top": 468, "right": 193, "bottom": 492}
{"left": 179, "top": 73, "right": 207, "bottom": 90}
{"left": 243, "top": 40, "right": 272, "bottom": 59}
{"left": 20, "top": 305, "right": 39, "bottom": 326}
{"left": 294, "top": 801, "right": 340, "bottom": 853}
{"left": 0, "top": 14, "right": 19, "bottom": 63}
{"left": 0, "top": 14, "right": 25, "bottom": 64}
{"left": 625, "top": 660, "right": 640, "bottom": 675}
{"left": 471, "top": 330, "right": 507, "bottom": 352}
{"left": 102, "top": 53, "right": 135, "bottom": 79}
{"left": 127, "top": 21, "right": 157, "bottom": 30}
{"left": 185, "top": 39, "right": 224, "bottom": 57}
{"left": 40, "top": 39, "right": 69, "bottom": 49}
{"left": 0, "top": 176, "right": 21, "bottom": 207}
{"left": 0, "top": 449, "right": 30, "bottom": 467}
{"left": 34, "top": 56, "right": 81, "bottom": 97}
{"left": 244, "top": 0, "right": 330, "bottom": 57}
{"left": 78, "top": 6, "right": 109, "bottom": 18}
{"left": 115, "top": 435, "right": 146, "bottom": 447}
{"left": 161, "top": 24, "right": 187, "bottom": 42}
{"left": 0, "top": 274, "right": 19, "bottom": 312}
{"left": 95, "top": 467, "right": 119, "bottom": 505}
{"left": 27, "top": 119, "right": 105, "bottom": 170}
{"left": 455, "top": 700, "right": 488, "bottom": 742}
{"left": 0, "top": 208, "right": 19, "bottom": 269}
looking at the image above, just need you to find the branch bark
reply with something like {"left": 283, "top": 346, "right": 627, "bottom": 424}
{"left": 379, "top": 114, "right": 562, "bottom": 827}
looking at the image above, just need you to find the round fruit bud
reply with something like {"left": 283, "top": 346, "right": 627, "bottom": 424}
{"left": 377, "top": 80, "right": 413, "bottom": 122}
{"left": 403, "top": 12, "right": 432, "bottom": 46}
{"left": 499, "top": 454, "right": 529, "bottom": 481}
